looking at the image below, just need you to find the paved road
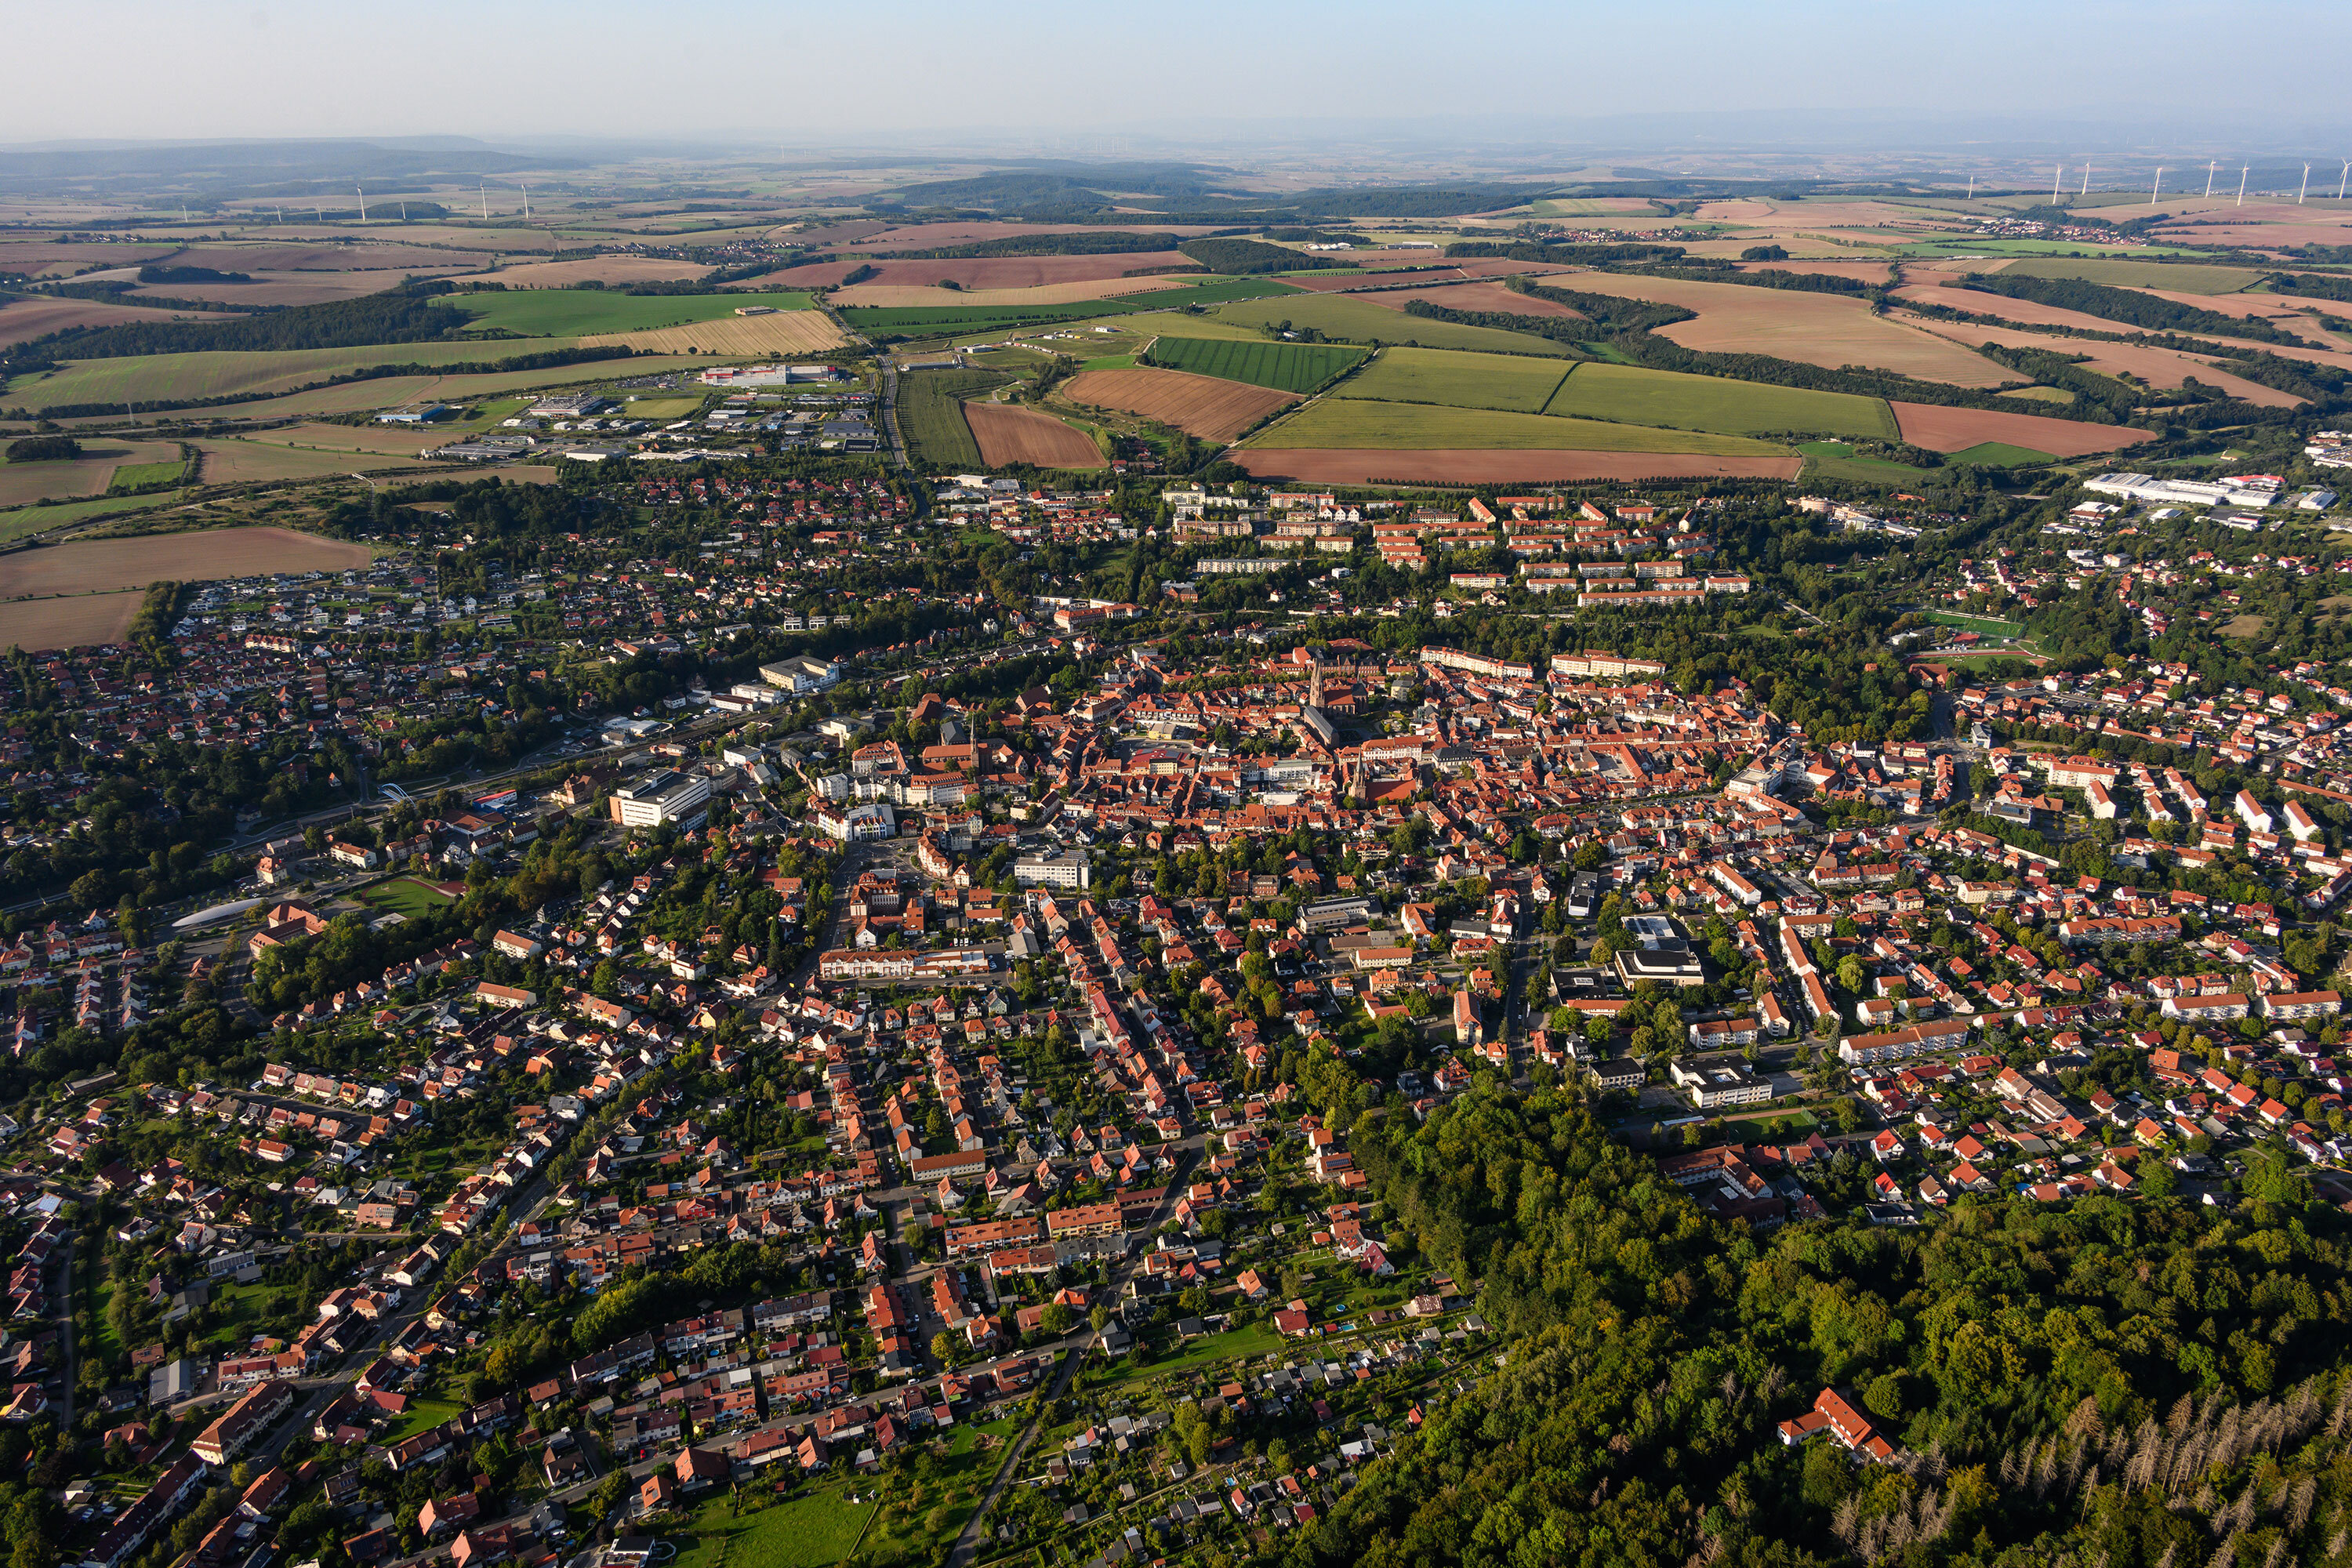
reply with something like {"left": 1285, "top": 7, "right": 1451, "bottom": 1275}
{"left": 54, "top": 1239, "right": 77, "bottom": 1429}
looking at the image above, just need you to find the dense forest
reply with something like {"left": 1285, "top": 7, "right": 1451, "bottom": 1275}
{"left": 1263, "top": 1073, "right": 2352, "bottom": 1568}
{"left": 1177, "top": 238, "right": 1352, "bottom": 274}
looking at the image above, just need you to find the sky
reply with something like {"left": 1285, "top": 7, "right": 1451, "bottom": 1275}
{"left": 7, "top": 0, "right": 2350, "bottom": 150}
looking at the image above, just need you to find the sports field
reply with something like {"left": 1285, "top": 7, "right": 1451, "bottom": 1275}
{"left": 1544, "top": 362, "right": 1900, "bottom": 439}
{"left": 1243, "top": 398, "right": 1788, "bottom": 455}
{"left": 435, "top": 289, "right": 814, "bottom": 336}
{"left": 1334, "top": 347, "right": 1570, "bottom": 412}
{"left": 1142, "top": 336, "right": 1365, "bottom": 392}
{"left": 1205, "top": 295, "right": 1580, "bottom": 357}
{"left": 1922, "top": 611, "right": 2026, "bottom": 637}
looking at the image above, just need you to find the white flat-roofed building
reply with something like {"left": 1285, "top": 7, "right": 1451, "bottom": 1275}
{"left": 608, "top": 768, "right": 712, "bottom": 829}
{"left": 2083, "top": 473, "right": 2283, "bottom": 509}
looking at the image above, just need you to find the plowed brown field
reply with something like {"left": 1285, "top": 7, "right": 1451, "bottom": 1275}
{"left": 1896, "top": 317, "right": 2303, "bottom": 407}
{"left": 1234, "top": 448, "right": 1801, "bottom": 483}
{"left": 456, "top": 257, "right": 715, "bottom": 289}
{"left": 0, "top": 294, "right": 245, "bottom": 347}
{"left": 1888, "top": 401, "right": 2156, "bottom": 456}
{"left": 0, "top": 591, "right": 144, "bottom": 652}
{"left": 0, "top": 526, "right": 372, "bottom": 598}
{"left": 964, "top": 402, "right": 1104, "bottom": 469}
{"left": 1064, "top": 368, "right": 1298, "bottom": 441}
{"left": 830, "top": 275, "right": 1189, "bottom": 308}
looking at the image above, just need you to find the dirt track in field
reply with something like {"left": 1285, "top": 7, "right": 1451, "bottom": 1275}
{"left": 1233, "top": 448, "right": 1802, "bottom": 483}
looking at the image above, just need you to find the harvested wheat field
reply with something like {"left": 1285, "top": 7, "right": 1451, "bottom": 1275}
{"left": 1558, "top": 272, "right": 2011, "bottom": 385}
{"left": 457, "top": 256, "right": 716, "bottom": 289}
{"left": 241, "top": 422, "right": 466, "bottom": 457}
{"left": 831, "top": 254, "right": 1196, "bottom": 290}
{"left": 1696, "top": 200, "right": 1777, "bottom": 221}
{"left": 852, "top": 222, "right": 1225, "bottom": 251}
{"left": 0, "top": 526, "right": 373, "bottom": 599}
{"left": 0, "top": 242, "right": 177, "bottom": 277}
{"left": 1889, "top": 280, "right": 2151, "bottom": 338}
{"left": 830, "top": 276, "right": 1190, "bottom": 309}
{"left": 0, "top": 590, "right": 146, "bottom": 652}
{"left": 1234, "top": 449, "right": 1802, "bottom": 484}
{"left": 2154, "top": 222, "right": 2352, "bottom": 250}
{"left": 1356, "top": 281, "right": 1587, "bottom": 318}
{"left": 1064, "top": 368, "right": 1298, "bottom": 441}
{"left": 584, "top": 311, "right": 844, "bottom": 356}
{"left": 964, "top": 403, "right": 1104, "bottom": 469}
{"left": 1898, "top": 318, "right": 2303, "bottom": 406}
{"left": 172, "top": 242, "right": 495, "bottom": 273}
{"left": 0, "top": 293, "right": 244, "bottom": 347}
{"left": 0, "top": 441, "right": 182, "bottom": 507}
{"left": 1888, "top": 401, "right": 2155, "bottom": 457}
{"left": 193, "top": 441, "right": 429, "bottom": 485}
{"left": 1283, "top": 269, "right": 1453, "bottom": 293}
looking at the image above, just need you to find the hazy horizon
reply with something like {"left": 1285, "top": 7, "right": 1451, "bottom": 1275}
{"left": 12, "top": 0, "right": 2352, "bottom": 152}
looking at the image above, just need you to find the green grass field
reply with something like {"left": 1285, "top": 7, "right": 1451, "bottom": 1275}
{"left": 1544, "top": 361, "right": 1899, "bottom": 439}
{"left": 1334, "top": 345, "right": 1571, "bottom": 412}
{"left": 898, "top": 368, "right": 1008, "bottom": 468}
{"left": 1997, "top": 257, "right": 2263, "bottom": 295}
{"left": 1994, "top": 385, "right": 2076, "bottom": 404}
{"left": 621, "top": 395, "right": 709, "bottom": 419}
{"left": 1798, "top": 441, "right": 1929, "bottom": 483}
{"left": 107, "top": 460, "right": 185, "bottom": 493}
{"left": 434, "top": 289, "right": 815, "bottom": 336}
{"left": 1205, "top": 294, "right": 1581, "bottom": 357}
{"left": 0, "top": 490, "right": 184, "bottom": 543}
{"left": 1244, "top": 398, "right": 1788, "bottom": 453}
{"left": 1922, "top": 611, "right": 2025, "bottom": 637}
{"left": 1947, "top": 441, "right": 2056, "bottom": 466}
{"left": 1145, "top": 335, "right": 1367, "bottom": 393}
{"left": 672, "top": 1490, "right": 874, "bottom": 1568}
{"left": 1080, "top": 354, "right": 1136, "bottom": 371}
{"left": 359, "top": 877, "right": 459, "bottom": 917}
{"left": 6, "top": 341, "right": 568, "bottom": 413}
{"left": 384, "top": 1397, "right": 466, "bottom": 1441}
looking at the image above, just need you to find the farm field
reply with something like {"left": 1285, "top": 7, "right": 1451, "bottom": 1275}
{"left": 7, "top": 341, "right": 554, "bottom": 413}
{"left": 1996, "top": 257, "right": 2263, "bottom": 294}
{"left": 1946, "top": 441, "right": 2058, "bottom": 467}
{"left": 1243, "top": 398, "right": 1788, "bottom": 454}
{"left": 1206, "top": 294, "right": 1579, "bottom": 356}
{"left": 238, "top": 419, "right": 505, "bottom": 457}
{"left": 71, "top": 354, "right": 720, "bottom": 424}
{"left": 436, "top": 289, "right": 814, "bottom": 336}
{"left": 0, "top": 440, "right": 181, "bottom": 506}
{"left": 829, "top": 276, "right": 1189, "bottom": 309}
{"left": 964, "top": 401, "right": 1104, "bottom": 469}
{"left": 1543, "top": 361, "right": 1900, "bottom": 439}
{"left": 1887, "top": 400, "right": 2155, "bottom": 456}
{"left": 1996, "top": 385, "right": 2075, "bottom": 403}
{"left": 1351, "top": 280, "right": 1590, "bottom": 318}
{"left": 896, "top": 368, "right": 1008, "bottom": 468}
{"left": 1062, "top": 368, "right": 1298, "bottom": 441}
{"left": 1897, "top": 317, "right": 2303, "bottom": 406}
{"left": 1235, "top": 448, "right": 1803, "bottom": 484}
{"left": 107, "top": 459, "right": 186, "bottom": 492}
{"left": 0, "top": 492, "right": 183, "bottom": 544}
{"left": 1335, "top": 346, "right": 1572, "bottom": 412}
{"left": 1551, "top": 271, "right": 2015, "bottom": 385}
{"left": 1735, "top": 259, "right": 1896, "bottom": 285}
{"left": 0, "top": 590, "right": 145, "bottom": 652}
{"left": 193, "top": 440, "right": 429, "bottom": 485}
{"left": 0, "top": 526, "right": 373, "bottom": 599}
{"left": 1142, "top": 335, "right": 1365, "bottom": 392}
{"left": 761, "top": 252, "right": 1196, "bottom": 290}
{"left": 122, "top": 270, "right": 470, "bottom": 307}
{"left": 452, "top": 256, "right": 715, "bottom": 289}
{"left": 0, "top": 293, "right": 246, "bottom": 349}
{"left": 579, "top": 311, "right": 843, "bottom": 357}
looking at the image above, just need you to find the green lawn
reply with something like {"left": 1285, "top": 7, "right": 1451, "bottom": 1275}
{"left": 434, "top": 290, "right": 815, "bottom": 336}
{"left": 1545, "top": 362, "right": 1900, "bottom": 440}
{"left": 1205, "top": 294, "right": 1582, "bottom": 357}
{"left": 1080, "top": 354, "right": 1136, "bottom": 371}
{"left": 1243, "top": 398, "right": 1788, "bottom": 454}
{"left": 672, "top": 1488, "right": 874, "bottom": 1568}
{"left": 1921, "top": 611, "right": 2024, "bottom": 636}
{"left": 385, "top": 1396, "right": 466, "bottom": 1441}
{"left": 1947, "top": 441, "right": 2056, "bottom": 467}
{"left": 1335, "top": 346, "right": 1572, "bottom": 412}
{"left": 1142, "top": 336, "right": 1367, "bottom": 393}
{"left": 1797, "top": 441, "right": 1929, "bottom": 483}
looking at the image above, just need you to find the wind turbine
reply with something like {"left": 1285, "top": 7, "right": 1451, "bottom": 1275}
{"left": 1965, "top": 174, "right": 1975, "bottom": 199}
{"left": 2238, "top": 165, "right": 2249, "bottom": 206}
{"left": 2205, "top": 162, "right": 2217, "bottom": 198}
{"left": 521, "top": 183, "right": 530, "bottom": 220}
{"left": 2052, "top": 164, "right": 2063, "bottom": 203}
{"left": 2151, "top": 168, "right": 2165, "bottom": 205}
{"left": 481, "top": 183, "right": 489, "bottom": 220}
{"left": 2300, "top": 164, "right": 2311, "bottom": 204}
{"left": 2081, "top": 165, "right": 2091, "bottom": 197}
{"left": 2340, "top": 160, "right": 2350, "bottom": 201}
{"left": 356, "top": 185, "right": 367, "bottom": 222}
